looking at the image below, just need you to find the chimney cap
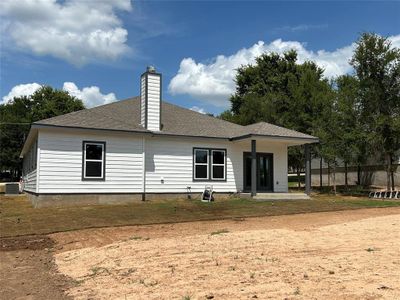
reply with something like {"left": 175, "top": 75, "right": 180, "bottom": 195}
{"left": 147, "top": 65, "right": 156, "bottom": 73}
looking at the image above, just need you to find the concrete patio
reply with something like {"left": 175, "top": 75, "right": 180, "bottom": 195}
{"left": 240, "top": 193, "right": 310, "bottom": 201}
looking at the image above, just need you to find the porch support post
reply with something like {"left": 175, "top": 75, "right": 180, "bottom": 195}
{"left": 251, "top": 139, "right": 257, "bottom": 197}
{"left": 305, "top": 144, "right": 311, "bottom": 195}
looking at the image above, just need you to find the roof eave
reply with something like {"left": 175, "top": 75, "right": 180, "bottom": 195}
{"left": 230, "top": 133, "right": 319, "bottom": 144}
{"left": 31, "top": 123, "right": 231, "bottom": 141}
{"left": 32, "top": 123, "right": 150, "bottom": 135}
{"left": 20, "top": 127, "right": 38, "bottom": 158}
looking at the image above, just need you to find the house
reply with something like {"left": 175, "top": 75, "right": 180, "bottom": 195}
{"left": 20, "top": 67, "right": 318, "bottom": 206}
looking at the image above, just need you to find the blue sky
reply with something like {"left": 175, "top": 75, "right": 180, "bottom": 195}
{"left": 1, "top": 0, "right": 399, "bottom": 114}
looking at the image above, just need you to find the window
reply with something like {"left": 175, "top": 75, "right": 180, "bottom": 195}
{"left": 194, "top": 149, "right": 209, "bottom": 180}
{"left": 211, "top": 150, "right": 226, "bottom": 180}
{"left": 83, "top": 141, "right": 105, "bottom": 180}
{"left": 193, "top": 148, "right": 226, "bottom": 181}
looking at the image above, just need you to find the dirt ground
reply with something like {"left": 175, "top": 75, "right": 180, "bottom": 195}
{"left": 0, "top": 236, "right": 74, "bottom": 300}
{"left": 1, "top": 207, "right": 399, "bottom": 299}
{"left": 53, "top": 208, "right": 400, "bottom": 300}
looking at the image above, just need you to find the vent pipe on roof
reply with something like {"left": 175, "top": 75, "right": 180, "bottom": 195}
{"left": 140, "top": 66, "right": 162, "bottom": 131}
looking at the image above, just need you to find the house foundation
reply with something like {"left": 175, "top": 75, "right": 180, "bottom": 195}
{"left": 26, "top": 192, "right": 236, "bottom": 208}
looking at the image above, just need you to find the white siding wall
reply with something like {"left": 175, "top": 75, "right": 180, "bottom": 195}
{"left": 36, "top": 129, "right": 289, "bottom": 194}
{"left": 140, "top": 72, "right": 161, "bottom": 131}
{"left": 23, "top": 138, "right": 38, "bottom": 193}
{"left": 145, "top": 137, "right": 242, "bottom": 193}
{"left": 146, "top": 73, "right": 161, "bottom": 131}
{"left": 140, "top": 75, "right": 146, "bottom": 126}
{"left": 37, "top": 130, "right": 144, "bottom": 193}
{"left": 24, "top": 170, "right": 37, "bottom": 192}
{"left": 145, "top": 137, "right": 288, "bottom": 193}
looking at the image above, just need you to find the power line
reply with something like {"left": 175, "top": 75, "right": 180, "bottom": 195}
{"left": 0, "top": 123, "right": 31, "bottom": 125}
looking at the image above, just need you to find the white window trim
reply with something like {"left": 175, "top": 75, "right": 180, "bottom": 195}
{"left": 194, "top": 148, "right": 209, "bottom": 180}
{"left": 83, "top": 142, "right": 105, "bottom": 180}
{"left": 211, "top": 149, "right": 226, "bottom": 180}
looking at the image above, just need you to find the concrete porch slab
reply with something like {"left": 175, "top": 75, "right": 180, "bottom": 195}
{"left": 240, "top": 193, "right": 310, "bottom": 201}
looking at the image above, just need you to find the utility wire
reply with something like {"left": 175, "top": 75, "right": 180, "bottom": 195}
{"left": 0, "top": 123, "right": 31, "bottom": 125}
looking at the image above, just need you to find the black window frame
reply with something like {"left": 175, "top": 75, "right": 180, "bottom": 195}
{"left": 211, "top": 149, "right": 226, "bottom": 180}
{"left": 82, "top": 141, "right": 106, "bottom": 181}
{"left": 193, "top": 148, "right": 209, "bottom": 180}
{"left": 193, "top": 147, "right": 227, "bottom": 182}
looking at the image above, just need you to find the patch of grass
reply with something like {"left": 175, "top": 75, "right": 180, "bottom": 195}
{"left": 120, "top": 268, "right": 136, "bottom": 277}
{"left": 210, "top": 229, "right": 229, "bottom": 235}
{"left": 1, "top": 194, "right": 399, "bottom": 237}
{"left": 129, "top": 236, "right": 150, "bottom": 241}
{"left": 265, "top": 257, "right": 279, "bottom": 263}
{"left": 147, "top": 280, "right": 158, "bottom": 287}
{"left": 169, "top": 265, "right": 175, "bottom": 274}
{"left": 294, "top": 287, "right": 301, "bottom": 295}
{"left": 288, "top": 182, "right": 302, "bottom": 188}
{"left": 89, "top": 266, "right": 110, "bottom": 277}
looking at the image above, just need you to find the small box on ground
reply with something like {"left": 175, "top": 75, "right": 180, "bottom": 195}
{"left": 5, "top": 183, "right": 20, "bottom": 195}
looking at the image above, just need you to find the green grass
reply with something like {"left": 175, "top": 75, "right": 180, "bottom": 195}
{"left": 288, "top": 182, "right": 301, "bottom": 188}
{"left": 0, "top": 194, "right": 399, "bottom": 237}
{"left": 210, "top": 229, "right": 229, "bottom": 235}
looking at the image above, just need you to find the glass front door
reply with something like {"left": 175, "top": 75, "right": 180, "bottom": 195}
{"left": 243, "top": 153, "right": 273, "bottom": 192}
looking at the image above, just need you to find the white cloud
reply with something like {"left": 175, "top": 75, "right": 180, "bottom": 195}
{"left": 1, "top": 83, "right": 42, "bottom": 104}
{"left": 169, "top": 35, "right": 400, "bottom": 108}
{"left": 0, "top": 0, "right": 132, "bottom": 66}
{"left": 190, "top": 106, "right": 206, "bottom": 114}
{"left": 1, "top": 82, "right": 117, "bottom": 108}
{"left": 62, "top": 82, "right": 117, "bottom": 108}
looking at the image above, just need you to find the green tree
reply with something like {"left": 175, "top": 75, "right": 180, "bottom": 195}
{"left": 0, "top": 86, "right": 85, "bottom": 179}
{"left": 334, "top": 75, "right": 363, "bottom": 189}
{"left": 350, "top": 33, "right": 400, "bottom": 190}
{"left": 223, "top": 50, "right": 334, "bottom": 187}
{"left": 313, "top": 81, "right": 344, "bottom": 194}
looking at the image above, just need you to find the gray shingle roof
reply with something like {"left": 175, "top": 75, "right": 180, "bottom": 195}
{"left": 243, "top": 122, "right": 316, "bottom": 140}
{"left": 34, "top": 97, "right": 318, "bottom": 141}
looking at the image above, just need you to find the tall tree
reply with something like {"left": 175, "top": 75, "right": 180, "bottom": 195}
{"left": 350, "top": 33, "right": 400, "bottom": 190}
{"left": 314, "top": 83, "right": 341, "bottom": 194}
{"left": 222, "top": 50, "right": 334, "bottom": 186}
{"left": 334, "top": 75, "right": 363, "bottom": 189}
{"left": 0, "top": 86, "right": 85, "bottom": 179}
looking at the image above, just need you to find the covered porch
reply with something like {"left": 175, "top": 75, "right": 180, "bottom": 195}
{"left": 231, "top": 130, "right": 318, "bottom": 197}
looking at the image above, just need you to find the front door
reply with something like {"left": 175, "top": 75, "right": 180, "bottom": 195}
{"left": 243, "top": 153, "right": 273, "bottom": 192}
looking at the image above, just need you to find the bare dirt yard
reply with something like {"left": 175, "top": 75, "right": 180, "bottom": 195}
{"left": 47, "top": 207, "right": 400, "bottom": 300}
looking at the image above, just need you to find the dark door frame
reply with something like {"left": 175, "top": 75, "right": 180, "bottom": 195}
{"left": 243, "top": 152, "right": 274, "bottom": 192}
